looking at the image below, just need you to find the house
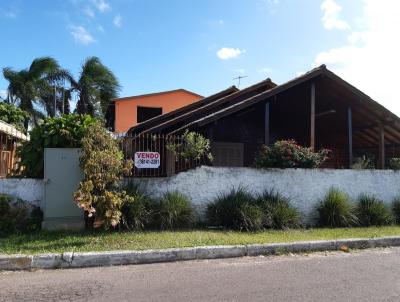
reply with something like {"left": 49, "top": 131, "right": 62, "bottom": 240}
{"left": 0, "top": 120, "right": 28, "bottom": 177}
{"left": 106, "top": 89, "right": 203, "bottom": 133}
{"left": 127, "top": 65, "right": 400, "bottom": 170}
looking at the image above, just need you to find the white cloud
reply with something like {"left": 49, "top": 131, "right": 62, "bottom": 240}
{"left": 259, "top": 67, "right": 272, "bottom": 74}
{"left": 314, "top": 0, "right": 400, "bottom": 115}
{"left": 70, "top": 25, "right": 95, "bottom": 45}
{"left": 91, "top": 0, "right": 110, "bottom": 13}
{"left": 113, "top": 14, "right": 122, "bottom": 28}
{"left": 218, "top": 20, "right": 224, "bottom": 25}
{"left": 217, "top": 47, "right": 245, "bottom": 60}
{"left": 0, "top": 90, "right": 7, "bottom": 100}
{"left": 83, "top": 7, "right": 95, "bottom": 18}
{"left": 97, "top": 25, "right": 105, "bottom": 32}
{"left": 321, "top": 0, "right": 350, "bottom": 30}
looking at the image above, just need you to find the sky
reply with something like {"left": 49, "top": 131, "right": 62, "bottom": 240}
{"left": 0, "top": 0, "right": 399, "bottom": 115}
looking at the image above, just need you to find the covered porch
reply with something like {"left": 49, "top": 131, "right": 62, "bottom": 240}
{"left": 205, "top": 70, "right": 400, "bottom": 169}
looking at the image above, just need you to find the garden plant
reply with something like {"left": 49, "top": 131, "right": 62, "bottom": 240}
{"left": 254, "top": 139, "right": 330, "bottom": 169}
{"left": 316, "top": 188, "right": 358, "bottom": 227}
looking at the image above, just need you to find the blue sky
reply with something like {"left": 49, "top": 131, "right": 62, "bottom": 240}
{"left": 1, "top": 0, "right": 399, "bottom": 114}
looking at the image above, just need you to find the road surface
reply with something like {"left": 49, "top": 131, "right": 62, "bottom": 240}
{"left": 1, "top": 247, "right": 400, "bottom": 301}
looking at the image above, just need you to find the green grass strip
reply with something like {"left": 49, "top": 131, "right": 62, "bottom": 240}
{"left": 1, "top": 226, "right": 400, "bottom": 255}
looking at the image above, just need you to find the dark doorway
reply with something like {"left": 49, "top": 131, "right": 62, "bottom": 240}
{"left": 137, "top": 106, "right": 162, "bottom": 123}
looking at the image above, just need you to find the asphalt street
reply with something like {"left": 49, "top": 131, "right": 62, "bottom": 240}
{"left": 1, "top": 247, "right": 400, "bottom": 302}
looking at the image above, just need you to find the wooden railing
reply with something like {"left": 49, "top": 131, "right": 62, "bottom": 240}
{"left": 122, "top": 134, "right": 209, "bottom": 177}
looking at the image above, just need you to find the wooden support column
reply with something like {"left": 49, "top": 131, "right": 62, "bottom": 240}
{"left": 348, "top": 107, "right": 353, "bottom": 168}
{"left": 310, "top": 82, "right": 315, "bottom": 150}
{"left": 378, "top": 123, "right": 385, "bottom": 169}
{"left": 264, "top": 102, "right": 270, "bottom": 145}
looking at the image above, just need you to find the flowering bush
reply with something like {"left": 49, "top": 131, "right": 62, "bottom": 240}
{"left": 254, "top": 140, "right": 330, "bottom": 169}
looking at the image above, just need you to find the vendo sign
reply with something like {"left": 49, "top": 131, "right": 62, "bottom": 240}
{"left": 134, "top": 151, "right": 160, "bottom": 168}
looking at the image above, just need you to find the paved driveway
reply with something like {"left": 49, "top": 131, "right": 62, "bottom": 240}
{"left": 1, "top": 248, "right": 400, "bottom": 301}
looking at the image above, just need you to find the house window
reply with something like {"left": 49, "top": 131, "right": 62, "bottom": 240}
{"left": 137, "top": 106, "right": 162, "bottom": 123}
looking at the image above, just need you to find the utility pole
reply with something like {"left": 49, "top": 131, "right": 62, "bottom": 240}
{"left": 54, "top": 86, "right": 57, "bottom": 117}
{"left": 62, "top": 79, "right": 65, "bottom": 115}
{"left": 233, "top": 75, "right": 248, "bottom": 88}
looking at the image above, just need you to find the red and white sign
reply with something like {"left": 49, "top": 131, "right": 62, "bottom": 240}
{"left": 134, "top": 152, "right": 160, "bottom": 168}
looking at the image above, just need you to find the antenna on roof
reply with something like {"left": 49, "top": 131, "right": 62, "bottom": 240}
{"left": 233, "top": 75, "right": 248, "bottom": 88}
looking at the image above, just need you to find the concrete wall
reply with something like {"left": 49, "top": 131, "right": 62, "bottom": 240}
{"left": 0, "top": 178, "right": 44, "bottom": 207}
{"left": 139, "top": 166, "right": 400, "bottom": 222}
{"left": 2, "top": 167, "right": 400, "bottom": 224}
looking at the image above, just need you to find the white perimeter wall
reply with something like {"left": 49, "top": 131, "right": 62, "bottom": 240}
{"left": 2, "top": 167, "right": 400, "bottom": 224}
{"left": 140, "top": 166, "right": 400, "bottom": 223}
{"left": 0, "top": 179, "right": 44, "bottom": 207}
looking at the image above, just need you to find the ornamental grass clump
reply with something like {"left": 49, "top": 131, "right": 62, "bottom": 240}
{"left": 356, "top": 195, "right": 394, "bottom": 226}
{"left": 74, "top": 121, "right": 133, "bottom": 229}
{"left": 121, "top": 180, "right": 157, "bottom": 230}
{"left": 156, "top": 191, "right": 195, "bottom": 230}
{"left": 254, "top": 139, "right": 329, "bottom": 169}
{"left": 206, "top": 187, "right": 264, "bottom": 231}
{"left": 255, "top": 190, "right": 301, "bottom": 229}
{"left": 392, "top": 197, "right": 400, "bottom": 224}
{"left": 316, "top": 188, "right": 358, "bottom": 227}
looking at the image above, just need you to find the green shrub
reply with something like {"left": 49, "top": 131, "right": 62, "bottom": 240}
{"left": 166, "top": 130, "right": 213, "bottom": 161}
{"left": 389, "top": 158, "right": 400, "bottom": 170}
{"left": 351, "top": 156, "right": 375, "bottom": 169}
{"left": 255, "top": 190, "right": 301, "bottom": 229}
{"left": 206, "top": 187, "right": 264, "bottom": 231}
{"left": 156, "top": 191, "right": 195, "bottom": 230}
{"left": 392, "top": 197, "right": 400, "bottom": 224}
{"left": 0, "top": 194, "right": 43, "bottom": 235}
{"left": 356, "top": 195, "right": 393, "bottom": 226}
{"left": 316, "top": 188, "right": 358, "bottom": 227}
{"left": 26, "top": 206, "right": 43, "bottom": 232}
{"left": 121, "top": 180, "right": 157, "bottom": 230}
{"left": 0, "top": 194, "right": 13, "bottom": 235}
{"left": 19, "top": 114, "right": 96, "bottom": 178}
{"left": 254, "top": 140, "right": 329, "bottom": 169}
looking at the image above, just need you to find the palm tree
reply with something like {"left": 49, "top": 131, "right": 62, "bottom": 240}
{"left": 72, "top": 57, "right": 120, "bottom": 117}
{"left": 2, "top": 57, "right": 72, "bottom": 129}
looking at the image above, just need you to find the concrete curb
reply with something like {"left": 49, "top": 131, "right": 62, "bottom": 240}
{"left": 1, "top": 236, "right": 400, "bottom": 271}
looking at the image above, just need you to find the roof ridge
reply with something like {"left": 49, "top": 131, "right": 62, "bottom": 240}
{"left": 113, "top": 88, "right": 203, "bottom": 102}
{"left": 139, "top": 79, "right": 276, "bottom": 134}
{"left": 167, "top": 66, "right": 327, "bottom": 134}
{"left": 127, "top": 86, "right": 238, "bottom": 134}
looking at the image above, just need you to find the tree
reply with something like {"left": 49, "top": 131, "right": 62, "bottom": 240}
{"left": 0, "top": 102, "right": 29, "bottom": 131}
{"left": 2, "top": 57, "right": 72, "bottom": 129}
{"left": 72, "top": 57, "right": 120, "bottom": 118}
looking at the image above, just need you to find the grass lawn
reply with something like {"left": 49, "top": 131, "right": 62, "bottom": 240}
{"left": 1, "top": 226, "right": 400, "bottom": 255}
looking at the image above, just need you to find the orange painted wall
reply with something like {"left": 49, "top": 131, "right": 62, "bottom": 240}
{"left": 114, "top": 90, "right": 202, "bottom": 133}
